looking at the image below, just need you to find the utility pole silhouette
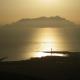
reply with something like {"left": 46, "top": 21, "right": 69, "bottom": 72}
{"left": 51, "top": 48, "right": 53, "bottom": 56}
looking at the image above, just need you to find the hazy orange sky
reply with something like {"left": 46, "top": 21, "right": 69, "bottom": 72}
{"left": 0, "top": 0, "right": 80, "bottom": 24}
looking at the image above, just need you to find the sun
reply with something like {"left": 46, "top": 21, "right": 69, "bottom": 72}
{"left": 38, "top": 0, "right": 61, "bottom": 7}
{"left": 40, "top": 0, "right": 58, "bottom": 4}
{"left": 40, "top": 0, "right": 53, "bottom": 5}
{"left": 42, "top": 0, "right": 53, "bottom": 3}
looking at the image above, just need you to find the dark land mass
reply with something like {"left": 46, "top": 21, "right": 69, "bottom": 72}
{"left": 0, "top": 52, "right": 80, "bottom": 80}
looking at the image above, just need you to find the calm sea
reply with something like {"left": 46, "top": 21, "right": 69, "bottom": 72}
{"left": 0, "top": 27, "right": 80, "bottom": 61}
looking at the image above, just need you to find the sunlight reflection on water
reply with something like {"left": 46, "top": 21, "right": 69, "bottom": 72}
{"left": 24, "top": 28, "right": 69, "bottom": 59}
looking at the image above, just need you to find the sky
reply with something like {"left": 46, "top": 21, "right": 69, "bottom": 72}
{"left": 0, "top": 0, "right": 80, "bottom": 25}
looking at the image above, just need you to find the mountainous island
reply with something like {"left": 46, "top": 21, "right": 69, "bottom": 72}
{"left": 1, "top": 16, "right": 79, "bottom": 28}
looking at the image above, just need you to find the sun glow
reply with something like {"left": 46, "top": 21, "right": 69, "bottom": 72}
{"left": 36, "top": 52, "right": 68, "bottom": 58}
{"left": 40, "top": 0, "right": 58, "bottom": 3}
{"left": 33, "top": 28, "right": 67, "bottom": 58}
{"left": 39, "top": 0, "right": 61, "bottom": 6}
{"left": 24, "top": 28, "right": 68, "bottom": 59}
{"left": 42, "top": 0, "right": 53, "bottom": 3}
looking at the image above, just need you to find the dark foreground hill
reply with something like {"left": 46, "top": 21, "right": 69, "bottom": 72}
{"left": 0, "top": 53, "right": 80, "bottom": 80}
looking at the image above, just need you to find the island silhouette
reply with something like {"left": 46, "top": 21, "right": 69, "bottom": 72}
{"left": 1, "top": 16, "right": 79, "bottom": 28}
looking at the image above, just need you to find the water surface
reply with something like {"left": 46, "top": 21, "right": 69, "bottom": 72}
{"left": 0, "top": 27, "right": 80, "bottom": 61}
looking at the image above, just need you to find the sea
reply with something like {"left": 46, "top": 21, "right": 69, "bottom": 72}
{"left": 0, "top": 27, "right": 80, "bottom": 61}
